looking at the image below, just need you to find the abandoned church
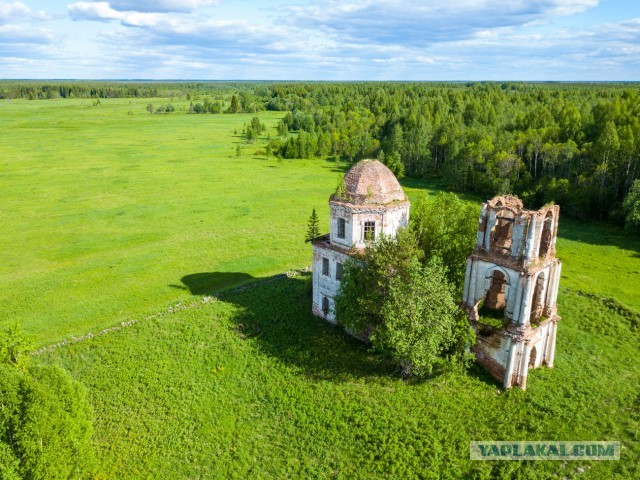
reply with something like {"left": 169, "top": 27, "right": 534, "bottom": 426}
{"left": 311, "top": 160, "right": 561, "bottom": 389}
{"left": 311, "top": 159, "right": 410, "bottom": 322}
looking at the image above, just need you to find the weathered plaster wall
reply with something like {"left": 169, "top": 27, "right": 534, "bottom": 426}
{"left": 329, "top": 202, "right": 409, "bottom": 250}
{"left": 472, "top": 319, "right": 558, "bottom": 388}
{"left": 312, "top": 244, "right": 350, "bottom": 323}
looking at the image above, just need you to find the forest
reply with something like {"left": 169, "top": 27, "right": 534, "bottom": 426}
{"left": 2, "top": 80, "right": 639, "bottom": 225}
{"left": 266, "top": 82, "right": 640, "bottom": 225}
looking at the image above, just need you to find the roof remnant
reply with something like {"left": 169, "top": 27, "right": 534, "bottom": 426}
{"left": 331, "top": 159, "right": 407, "bottom": 206}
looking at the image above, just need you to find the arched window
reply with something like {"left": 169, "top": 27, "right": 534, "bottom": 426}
{"left": 484, "top": 269, "right": 508, "bottom": 311}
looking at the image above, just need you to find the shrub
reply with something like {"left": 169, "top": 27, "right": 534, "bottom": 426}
{"left": 0, "top": 326, "right": 95, "bottom": 479}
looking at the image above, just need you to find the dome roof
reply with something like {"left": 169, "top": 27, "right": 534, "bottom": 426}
{"left": 332, "top": 159, "right": 407, "bottom": 205}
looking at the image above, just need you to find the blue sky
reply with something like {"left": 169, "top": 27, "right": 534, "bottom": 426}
{"left": 1, "top": 0, "right": 639, "bottom": 79}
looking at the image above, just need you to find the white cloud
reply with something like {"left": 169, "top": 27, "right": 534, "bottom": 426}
{"left": 286, "top": 0, "right": 600, "bottom": 46}
{"left": 0, "top": 24, "right": 53, "bottom": 43}
{"left": 67, "top": 0, "right": 220, "bottom": 19}
{"left": 70, "top": 3, "right": 293, "bottom": 52}
{"left": 0, "top": 3, "right": 54, "bottom": 51}
{"left": 0, "top": 1, "right": 48, "bottom": 23}
{"left": 68, "top": 2, "right": 166, "bottom": 26}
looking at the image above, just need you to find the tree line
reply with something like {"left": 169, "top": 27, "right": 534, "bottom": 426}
{"left": 263, "top": 82, "right": 640, "bottom": 224}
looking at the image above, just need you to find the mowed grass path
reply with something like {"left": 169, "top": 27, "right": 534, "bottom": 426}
{"left": 1, "top": 98, "right": 429, "bottom": 344}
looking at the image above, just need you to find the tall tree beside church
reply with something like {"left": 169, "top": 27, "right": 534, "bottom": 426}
{"left": 305, "top": 208, "right": 320, "bottom": 242}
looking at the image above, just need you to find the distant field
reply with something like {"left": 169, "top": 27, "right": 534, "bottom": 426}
{"left": 0, "top": 98, "right": 435, "bottom": 344}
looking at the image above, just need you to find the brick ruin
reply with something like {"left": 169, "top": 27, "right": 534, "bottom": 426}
{"left": 462, "top": 196, "right": 562, "bottom": 389}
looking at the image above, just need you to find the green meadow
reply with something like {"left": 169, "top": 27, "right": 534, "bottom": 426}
{"left": 1, "top": 98, "right": 428, "bottom": 344}
{"left": 2, "top": 98, "right": 639, "bottom": 478}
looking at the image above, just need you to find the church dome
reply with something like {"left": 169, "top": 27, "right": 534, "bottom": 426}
{"left": 332, "top": 159, "right": 407, "bottom": 205}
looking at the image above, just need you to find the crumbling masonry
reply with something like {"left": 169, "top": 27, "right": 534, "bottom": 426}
{"left": 462, "top": 196, "right": 561, "bottom": 390}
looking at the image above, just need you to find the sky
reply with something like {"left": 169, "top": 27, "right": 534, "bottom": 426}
{"left": 1, "top": 0, "right": 639, "bottom": 80}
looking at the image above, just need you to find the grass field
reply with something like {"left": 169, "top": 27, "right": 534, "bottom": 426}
{"left": 3, "top": 98, "right": 640, "bottom": 478}
{"left": 1, "top": 98, "right": 436, "bottom": 344}
{"left": 39, "top": 272, "right": 639, "bottom": 479}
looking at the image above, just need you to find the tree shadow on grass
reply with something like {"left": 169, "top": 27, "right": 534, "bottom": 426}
{"left": 465, "top": 362, "right": 503, "bottom": 388}
{"left": 174, "top": 272, "right": 255, "bottom": 295}
{"left": 321, "top": 156, "right": 351, "bottom": 174}
{"left": 178, "top": 271, "right": 396, "bottom": 381}
{"left": 178, "top": 271, "right": 499, "bottom": 386}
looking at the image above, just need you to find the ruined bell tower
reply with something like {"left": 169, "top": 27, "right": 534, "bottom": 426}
{"left": 462, "top": 196, "right": 562, "bottom": 390}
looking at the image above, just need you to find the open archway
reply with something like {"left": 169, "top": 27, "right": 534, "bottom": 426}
{"left": 485, "top": 269, "right": 508, "bottom": 310}
{"left": 490, "top": 210, "right": 515, "bottom": 255}
{"left": 530, "top": 271, "right": 546, "bottom": 325}
{"left": 539, "top": 210, "right": 554, "bottom": 257}
{"left": 478, "top": 268, "right": 511, "bottom": 326}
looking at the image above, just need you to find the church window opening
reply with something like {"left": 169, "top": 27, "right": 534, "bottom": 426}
{"left": 322, "top": 296, "right": 330, "bottom": 314}
{"left": 539, "top": 211, "right": 554, "bottom": 257}
{"left": 364, "top": 221, "right": 376, "bottom": 242}
{"left": 337, "top": 218, "right": 346, "bottom": 239}
{"left": 336, "top": 262, "right": 343, "bottom": 281}
{"left": 322, "top": 257, "right": 329, "bottom": 276}
{"left": 489, "top": 209, "right": 515, "bottom": 255}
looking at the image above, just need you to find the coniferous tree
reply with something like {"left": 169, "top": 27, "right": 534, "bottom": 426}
{"left": 305, "top": 208, "right": 320, "bottom": 242}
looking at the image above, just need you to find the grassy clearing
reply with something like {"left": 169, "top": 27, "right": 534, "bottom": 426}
{"left": 555, "top": 218, "right": 640, "bottom": 312}
{"left": 40, "top": 272, "right": 639, "bottom": 479}
{"left": 0, "top": 98, "right": 433, "bottom": 344}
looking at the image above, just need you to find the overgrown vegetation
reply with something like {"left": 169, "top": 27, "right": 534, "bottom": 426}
{"left": 411, "top": 192, "right": 480, "bottom": 290}
{"left": 333, "top": 192, "right": 479, "bottom": 378}
{"left": 334, "top": 229, "right": 473, "bottom": 377}
{"left": 0, "top": 325, "right": 95, "bottom": 479}
{"left": 373, "top": 256, "right": 473, "bottom": 377}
